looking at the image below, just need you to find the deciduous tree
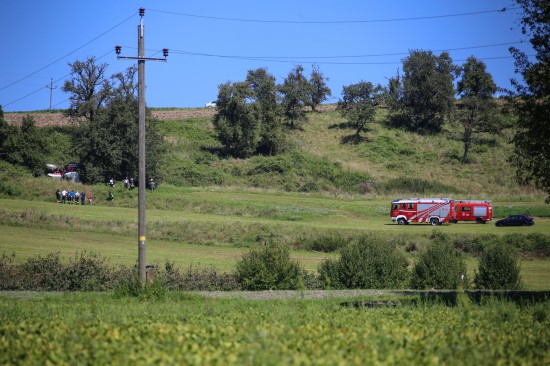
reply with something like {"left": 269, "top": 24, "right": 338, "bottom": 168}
{"left": 63, "top": 57, "right": 112, "bottom": 123}
{"left": 337, "top": 81, "right": 382, "bottom": 137}
{"left": 509, "top": 0, "right": 550, "bottom": 202}
{"left": 213, "top": 81, "right": 260, "bottom": 158}
{"left": 246, "top": 68, "right": 286, "bottom": 155}
{"left": 456, "top": 56, "right": 500, "bottom": 164}
{"left": 213, "top": 68, "right": 287, "bottom": 158}
{"left": 308, "top": 64, "right": 332, "bottom": 112}
{"left": 390, "top": 50, "right": 456, "bottom": 134}
{"left": 74, "top": 95, "right": 165, "bottom": 184}
{"left": 279, "top": 65, "right": 309, "bottom": 129}
{"left": 0, "top": 111, "right": 48, "bottom": 173}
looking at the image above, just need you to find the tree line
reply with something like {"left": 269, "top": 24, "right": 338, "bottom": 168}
{"left": 213, "top": 51, "right": 500, "bottom": 166}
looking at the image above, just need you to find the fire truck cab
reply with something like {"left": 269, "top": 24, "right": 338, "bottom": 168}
{"left": 390, "top": 198, "right": 454, "bottom": 226}
{"left": 452, "top": 200, "right": 493, "bottom": 224}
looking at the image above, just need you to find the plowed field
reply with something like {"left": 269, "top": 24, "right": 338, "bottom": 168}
{"left": 4, "top": 108, "right": 218, "bottom": 127}
{"left": 5, "top": 105, "right": 336, "bottom": 127}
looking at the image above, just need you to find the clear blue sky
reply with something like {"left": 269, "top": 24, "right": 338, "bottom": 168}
{"left": 0, "top": 0, "right": 533, "bottom": 112}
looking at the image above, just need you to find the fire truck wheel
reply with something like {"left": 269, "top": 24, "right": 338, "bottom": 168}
{"left": 430, "top": 218, "right": 439, "bottom": 226}
{"left": 397, "top": 218, "right": 407, "bottom": 225}
{"left": 476, "top": 217, "right": 485, "bottom": 224}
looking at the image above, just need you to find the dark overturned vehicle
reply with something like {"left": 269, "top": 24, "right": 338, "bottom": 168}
{"left": 495, "top": 214, "right": 535, "bottom": 227}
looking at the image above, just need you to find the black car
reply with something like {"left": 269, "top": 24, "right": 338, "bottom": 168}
{"left": 495, "top": 214, "right": 535, "bottom": 227}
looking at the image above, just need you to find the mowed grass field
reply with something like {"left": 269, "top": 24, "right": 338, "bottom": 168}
{"left": 1, "top": 189, "right": 549, "bottom": 289}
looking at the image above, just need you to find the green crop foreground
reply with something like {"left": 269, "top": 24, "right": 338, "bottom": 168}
{"left": 1, "top": 292, "right": 549, "bottom": 365}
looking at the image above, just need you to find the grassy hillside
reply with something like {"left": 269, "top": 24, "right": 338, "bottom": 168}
{"left": 155, "top": 108, "right": 543, "bottom": 199}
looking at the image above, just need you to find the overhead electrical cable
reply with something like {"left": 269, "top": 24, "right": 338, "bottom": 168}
{"left": 168, "top": 50, "right": 529, "bottom": 65}
{"left": 164, "top": 41, "right": 526, "bottom": 61}
{"left": 147, "top": 6, "right": 519, "bottom": 24}
{"left": 4, "top": 49, "right": 114, "bottom": 108}
{"left": 0, "top": 12, "right": 136, "bottom": 93}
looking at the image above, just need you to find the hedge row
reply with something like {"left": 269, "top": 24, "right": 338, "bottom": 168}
{"left": 0, "top": 233, "right": 523, "bottom": 292}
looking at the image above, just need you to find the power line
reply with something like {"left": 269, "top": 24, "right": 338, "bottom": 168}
{"left": 167, "top": 41, "right": 526, "bottom": 61}
{"left": 148, "top": 6, "right": 520, "bottom": 24}
{"left": 0, "top": 12, "right": 136, "bottom": 93}
{"left": 4, "top": 49, "right": 114, "bottom": 108}
{"left": 170, "top": 49, "right": 528, "bottom": 65}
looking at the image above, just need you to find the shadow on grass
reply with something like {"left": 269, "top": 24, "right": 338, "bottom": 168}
{"left": 342, "top": 290, "right": 550, "bottom": 309}
{"left": 341, "top": 134, "right": 368, "bottom": 145}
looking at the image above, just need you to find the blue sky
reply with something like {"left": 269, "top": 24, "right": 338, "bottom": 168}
{"left": 0, "top": 1, "right": 533, "bottom": 112}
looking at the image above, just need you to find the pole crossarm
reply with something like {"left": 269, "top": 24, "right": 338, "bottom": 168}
{"left": 117, "top": 56, "right": 167, "bottom": 62}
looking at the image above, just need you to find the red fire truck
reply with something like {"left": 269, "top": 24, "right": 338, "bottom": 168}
{"left": 390, "top": 198, "right": 455, "bottom": 225}
{"left": 451, "top": 200, "right": 493, "bottom": 224}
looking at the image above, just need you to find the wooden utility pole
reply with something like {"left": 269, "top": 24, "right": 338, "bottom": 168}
{"left": 116, "top": 8, "right": 168, "bottom": 285}
{"left": 46, "top": 78, "right": 56, "bottom": 111}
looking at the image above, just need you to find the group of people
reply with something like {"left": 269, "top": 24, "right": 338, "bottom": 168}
{"left": 55, "top": 189, "right": 93, "bottom": 206}
{"left": 110, "top": 177, "right": 137, "bottom": 190}
{"left": 123, "top": 177, "right": 135, "bottom": 190}
{"left": 111, "top": 177, "right": 155, "bottom": 191}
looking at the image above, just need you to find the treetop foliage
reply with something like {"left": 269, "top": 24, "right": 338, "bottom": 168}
{"left": 389, "top": 50, "right": 456, "bottom": 134}
{"left": 63, "top": 57, "right": 113, "bottom": 123}
{"left": 0, "top": 108, "right": 50, "bottom": 173}
{"left": 213, "top": 65, "right": 332, "bottom": 158}
{"left": 337, "top": 81, "right": 383, "bottom": 137}
{"left": 509, "top": 0, "right": 550, "bottom": 203}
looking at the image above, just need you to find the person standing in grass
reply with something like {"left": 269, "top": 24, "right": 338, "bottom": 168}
{"left": 80, "top": 191, "right": 86, "bottom": 205}
{"left": 75, "top": 191, "right": 81, "bottom": 205}
{"left": 55, "top": 189, "right": 61, "bottom": 203}
{"left": 69, "top": 190, "right": 75, "bottom": 204}
{"left": 87, "top": 192, "right": 93, "bottom": 206}
{"left": 61, "top": 189, "right": 67, "bottom": 204}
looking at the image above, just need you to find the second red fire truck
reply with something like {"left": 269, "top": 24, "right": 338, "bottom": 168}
{"left": 451, "top": 200, "right": 493, "bottom": 224}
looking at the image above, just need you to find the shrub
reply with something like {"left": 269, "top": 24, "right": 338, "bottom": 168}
{"left": 377, "top": 177, "right": 459, "bottom": 195}
{"left": 234, "top": 243, "right": 304, "bottom": 290}
{"left": 410, "top": 240, "right": 468, "bottom": 289}
{"left": 169, "top": 162, "right": 226, "bottom": 187}
{"left": 474, "top": 245, "right": 523, "bottom": 290}
{"left": 317, "top": 235, "right": 409, "bottom": 289}
{"left": 161, "top": 262, "right": 239, "bottom": 291}
{"left": 0, "top": 181, "right": 23, "bottom": 197}
{"left": 19, "top": 253, "right": 68, "bottom": 291}
{"left": 64, "top": 251, "right": 112, "bottom": 291}
{"left": 113, "top": 277, "right": 166, "bottom": 300}
{"left": 0, "top": 253, "right": 21, "bottom": 290}
{"left": 296, "top": 235, "right": 352, "bottom": 253}
{"left": 452, "top": 235, "right": 487, "bottom": 256}
{"left": 524, "top": 233, "right": 550, "bottom": 257}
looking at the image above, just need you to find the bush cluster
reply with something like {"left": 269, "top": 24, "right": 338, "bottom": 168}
{"left": 410, "top": 239, "right": 468, "bottom": 290}
{"left": 1, "top": 231, "right": 531, "bottom": 292}
{"left": 318, "top": 235, "right": 409, "bottom": 289}
{"left": 234, "top": 243, "right": 304, "bottom": 290}
{"left": 0, "top": 252, "right": 238, "bottom": 292}
{"left": 474, "top": 245, "right": 523, "bottom": 290}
